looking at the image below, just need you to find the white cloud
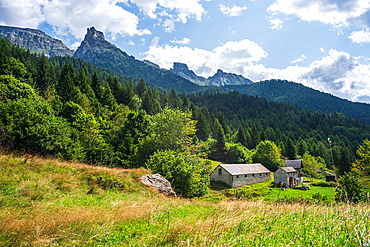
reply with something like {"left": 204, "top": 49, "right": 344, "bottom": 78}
{"left": 144, "top": 39, "right": 267, "bottom": 78}
{"left": 145, "top": 40, "right": 370, "bottom": 103}
{"left": 349, "top": 30, "right": 370, "bottom": 43}
{"left": 320, "top": 47, "right": 326, "bottom": 53}
{"left": 170, "top": 38, "right": 191, "bottom": 45}
{"left": 131, "top": 0, "right": 206, "bottom": 21}
{"left": 219, "top": 4, "right": 247, "bottom": 17}
{"left": 291, "top": 54, "right": 307, "bottom": 63}
{"left": 267, "top": 0, "right": 370, "bottom": 28}
{"left": 0, "top": 0, "right": 152, "bottom": 42}
{"left": 163, "top": 19, "right": 176, "bottom": 32}
{"left": 269, "top": 18, "right": 283, "bottom": 30}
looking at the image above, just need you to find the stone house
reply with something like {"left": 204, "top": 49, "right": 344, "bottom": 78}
{"left": 274, "top": 166, "right": 302, "bottom": 187}
{"left": 285, "top": 159, "right": 304, "bottom": 177}
{"left": 210, "top": 163, "right": 271, "bottom": 188}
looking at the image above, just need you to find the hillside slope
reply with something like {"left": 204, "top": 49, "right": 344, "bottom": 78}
{"left": 74, "top": 27, "right": 201, "bottom": 92}
{"left": 217, "top": 79, "right": 370, "bottom": 124}
{"left": 0, "top": 25, "right": 73, "bottom": 57}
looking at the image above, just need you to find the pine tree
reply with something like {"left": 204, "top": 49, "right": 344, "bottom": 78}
{"left": 57, "top": 62, "right": 78, "bottom": 102}
{"left": 135, "top": 78, "right": 146, "bottom": 97}
{"left": 285, "top": 138, "right": 296, "bottom": 160}
{"left": 91, "top": 72, "right": 103, "bottom": 101}
{"left": 337, "top": 147, "right": 351, "bottom": 176}
{"left": 101, "top": 81, "right": 116, "bottom": 110}
{"left": 36, "top": 53, "right": 53, "bottom": 93}
{"left": 214, "top": 119, "right": 226, "bottom": 152}
{"left": 248, "top": 123, "right": 259, "bottom": 149}
{"left": 196, "top": 112, "right": 211, "bottom": 141}
{"left": 236, "top": 125, "right": 247, "bottom": 147}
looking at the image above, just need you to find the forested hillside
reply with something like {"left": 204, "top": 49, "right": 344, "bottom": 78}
{"left": 1, "top": 36, "right": 369, "bottom": 196}
{"left": 218, "top": 80, "right": 370, "bottom": 124}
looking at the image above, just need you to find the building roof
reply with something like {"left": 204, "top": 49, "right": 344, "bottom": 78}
{"left": 324, "top": 171, "right": 335, "bottom": 176}
{"left": 280, "top": 166, "right": 297, "bottom": 173}
{"left": 219, "top": 163, "right": 270, "bottom": 176}
{"left": 285, "top": 159, "right": 303, "bottom": 169}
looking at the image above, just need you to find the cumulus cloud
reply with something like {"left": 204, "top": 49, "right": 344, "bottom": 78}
{"left": 145, "top": 40, "right": 370, "bottom": 102}
{"left": 349, "top": 30, "right": 370, "bottom": 43}
{"left": 291, "top": 54, "right": 307, "bottom": 63}
{"left": 267, "top": 0, "right": 370, "bottom": 28}
{"left": 130, "top": 0, "right": 206, "bottom": 21}
{"left": 170, "top": 38, "right": 191, "bottom": 45}
{"left": 269, "top": 18, "right": 283, "bottom": 30}
{"left": 144, "top": 39, "right": 267, "bottom": 78}
{"left": 0, "top": 0, "right": 151, "bottom": 41}
{"left": 219, "top": 4, "right": 247, "bottom": 17}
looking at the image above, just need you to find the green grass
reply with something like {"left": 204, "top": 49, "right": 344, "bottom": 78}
{"left": 0, "top": 154, "right": 369, "bottom": 246}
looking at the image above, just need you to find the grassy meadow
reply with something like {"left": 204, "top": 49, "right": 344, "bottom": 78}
{"left": 0, "top": 154, "right": 369, "bottom": 246}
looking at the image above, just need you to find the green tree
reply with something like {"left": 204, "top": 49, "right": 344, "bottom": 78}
{"left": 248, "top": 124, "right": 259, "bottom": 149}
{"left": 301, "top": 152, "right": 325, "bottom": 178}
{"left": 352, "top": 139, "right": 370, "bottom": 177}
{"left": 285, "top": 138, "right": 296, "bottom": 159}
{"left": 57, "top": 63, "right": 78, "bottom": 102}
{"left": 335, "top": 172, "right": 362, "bottom": 203}
{"left": 213, "top": 119, "right": 226, "bottom": 153}
{"left": 236, "top": 125, "right": 247, "bottom": 147}
{"left": 253, "top": 140, "right": 283, "bottom": 171}
{"left": 146, "top": 150, "right": 211, "bottom": 197}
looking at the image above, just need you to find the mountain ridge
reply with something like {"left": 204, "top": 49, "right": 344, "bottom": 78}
{"left": 0, "top": 25, "right": 73, "bottom": 57}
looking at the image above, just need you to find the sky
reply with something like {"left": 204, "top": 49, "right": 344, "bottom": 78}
{"left": 1, "top": 0, "right": 370, "bottom": 103}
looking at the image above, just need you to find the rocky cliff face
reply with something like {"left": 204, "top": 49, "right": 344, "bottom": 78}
{"left": 73, "top": 26, "right": 128, "bottom": 64}
{"left": 170, "top": 62, "right": 253, "bottom": 86}
{"left": 0, "top": 25, "right": 73, "bottom": 57}
{"left": 170, "top": 62, "right": 207, "bottom": 85}
{"left": 73, "top": 27, "right": 200, "bottom": 92}
{"left": 208, "top": 69, "right": 253, "bottom": 86}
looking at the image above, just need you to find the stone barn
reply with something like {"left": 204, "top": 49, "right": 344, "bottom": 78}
{"left": 274, "top": 166, "right": 302, "bottom": 187}
{"left": 285, "top": 159, "right": 303, "bottom": 177}
{"left": 210, "top": 163, "right": 271, "bottom": 188}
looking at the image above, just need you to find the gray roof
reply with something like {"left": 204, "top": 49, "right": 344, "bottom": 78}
{"left": 285, "top": 160, "right": 303, "bottom": 169}
{"left": 324, "top": 171, "right": 335, "bottom": 176}
{"left": 219, "top": 163, "right": 270, "bottom": 176}
{"left": 280, "top": 166, "right": 297, "bottom": 173}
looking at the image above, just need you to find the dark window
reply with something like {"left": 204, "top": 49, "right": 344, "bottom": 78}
{"left": 252, "top": 174, "right": 254, "bottom": 177}
{"left": 260, "top": 173, "right": 262, "bottom": 176}
{"left": 245, "top": 175, "right": 247, "bottom": 177}
{"left": 236, "top": 175, "right": 239, "bottom": 179}
{"left": 218, "top": 168, "right": 222, "bottom": 176}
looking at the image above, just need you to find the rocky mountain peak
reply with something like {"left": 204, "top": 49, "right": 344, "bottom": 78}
{"left": 173, "top": 62, "right": 190, "bottom": 71}
{"left": 86, "top": 26, "right": 105, "bottom": 41}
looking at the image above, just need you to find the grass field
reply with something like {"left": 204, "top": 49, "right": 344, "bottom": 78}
{"left": 0, "top": 154, "right": 369, "bottom": 246}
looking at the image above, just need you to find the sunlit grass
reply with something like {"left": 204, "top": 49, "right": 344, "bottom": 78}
{"left": 0, "top": 153, "right": 369, "bottom": 246}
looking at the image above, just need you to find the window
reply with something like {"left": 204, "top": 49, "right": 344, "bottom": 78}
{"left": 236, "top": 175, "right": 239, "bottom": 179}
{"left": 252, "top": 174, "right": 254, "bottom": 177}
{"left": 245, "top": 175, "right": 247, "bottom": 177}
{"left": 260, "top": 173, "right": 262, "bottom": 176}
{"left": 218, "top": 168, "right": 222, "bottom": 176}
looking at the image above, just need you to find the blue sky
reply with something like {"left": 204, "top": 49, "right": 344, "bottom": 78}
{"left": 1, "top": 0, "right": 370, "bottom": 103}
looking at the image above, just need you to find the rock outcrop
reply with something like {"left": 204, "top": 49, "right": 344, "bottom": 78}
{"left": 0, "top": 25, "right": 73, "bottom": 57}
{"left": 170, "top": 62, "right": 207, "bottom": 85}
{"left": 140, "top": 174, "right": 176, "bottom": 196}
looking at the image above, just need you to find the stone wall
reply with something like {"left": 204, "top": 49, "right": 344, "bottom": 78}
{"left": 210, "top": 166, "right": 271, "bottom": 188}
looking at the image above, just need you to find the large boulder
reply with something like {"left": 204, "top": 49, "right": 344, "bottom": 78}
{"left": 140, "top": 174, "right": 176, "bottom": 197}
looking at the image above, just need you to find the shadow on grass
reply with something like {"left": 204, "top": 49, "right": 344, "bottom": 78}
{"left": 210, "top": 181, "right": 231, "bottom": 191}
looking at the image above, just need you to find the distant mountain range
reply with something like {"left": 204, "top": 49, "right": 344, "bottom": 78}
{"left": 2, "top": 25, "right": 370, "bottom": 124}
{"left": 170, "top": 62, "right": 253, "bottom": 87}
{"left": 0, "top": 25, "right": 74, "bottom": 57}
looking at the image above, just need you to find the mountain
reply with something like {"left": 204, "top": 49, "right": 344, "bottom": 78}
{"left": 170, "top": 62, "right": 208, "bottom": 85}
{"left": 74, "top": 27, "right": 201, "bottom": 92}
{"left": 208, "top": 69, "right": 253, "bottom": 86}
{"left": 170, "top": 62, "right": 253, "bottom": 86}
{"left": 218, "top": 79, "right": 370, "bottom": 125}
{"left": 0, "top": 25, "right": 73, "bottom": 57}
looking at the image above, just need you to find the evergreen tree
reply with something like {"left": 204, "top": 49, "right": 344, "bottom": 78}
{"left": 35, "top": 54, "right": 53, "bottom": 93}
{"left": 217, "top": 112, "right": 229, "bottom": 136}
{"left": 91, "top": 72, "right": 103, "bottom": 101}
{"left": 248, "top": 123, "right": 259, "bottom": 149}
{"left": 196, "top": 112, "right": 211, "bottom": 141}
{"left": 259, "top": 129, "right": 266, "bottom": 141}
{"left": 135, "top": 78, "right": 146, "bottom": 97}
{"left": 285, "top": 138, "right": 296, "bottom": 160}
{"left": 337, "top": 147, "right": 351, "bottom": 176}
{"left": 236, "top": 125, "right": 247, "bottom": 147}
{"left": 111, "top": 76, "right": 123, "bottom": 104}
{"left": 57, "top": 62, "right": 78, "bottom": 102}
{"left": 297, "top": 139, "right": 308, "bottom": 156}
{"left": 101, "top": 81, "right": 116, "bottom": 110}
{"left": 213, "top": 119, "right": 226, "bottom": 152}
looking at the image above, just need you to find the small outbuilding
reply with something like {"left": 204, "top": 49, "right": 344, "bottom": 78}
{"left": 284, "top": 159, "right": 304, "bottom": 177}
{"left": 324, "top": 171, "right": 337, "bottom": 182}
{"left": 210, "top": 163, "right": 271, "bottom": 188}
{"left": 274, "top": 166, "right": 302, "bottom": 187}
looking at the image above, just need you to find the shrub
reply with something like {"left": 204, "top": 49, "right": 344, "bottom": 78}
{"left": 311, "top": 181, "right": 336, "bottom": 187}
{"left": 146, "top": 150, "right": 211, "bottom": 197}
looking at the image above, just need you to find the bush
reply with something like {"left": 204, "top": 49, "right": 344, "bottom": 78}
{"left": 225, "top": 143, "right": 253, "bottom": 164}
{"left": 146, "top": 150, "right": 211, "bottom": 197}
{"left": 311, "top": 181, "right": 336, "bottom": 187}
{"left": 335, "top": 172, "right": 363, "bottom": 203}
